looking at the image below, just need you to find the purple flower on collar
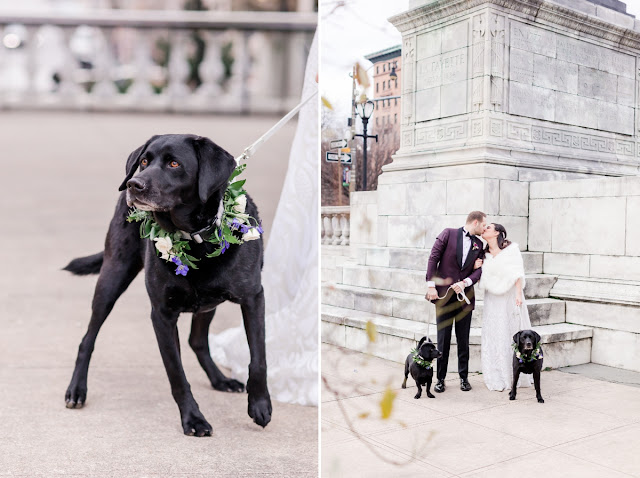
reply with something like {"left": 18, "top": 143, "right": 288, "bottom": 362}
{"left": 257, "top": 221, "right": 264, "bottom": 234}
{"left": 171, "top": 256, "right": 189, "bottom": 276}
{"left": 221, "top": 239, "right": 230, "bottom": 254}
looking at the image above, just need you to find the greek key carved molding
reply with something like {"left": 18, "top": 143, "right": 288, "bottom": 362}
{"left": 507, "top": 121, "right": 635, "bottom": 156}
{"left": 415, "top": 121, "right": 468, "bottom": 145}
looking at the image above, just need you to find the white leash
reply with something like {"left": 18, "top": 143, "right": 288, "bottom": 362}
{"left": 425, "top": 285, "right": 471, "bottom": 341}
{"left": 435, "top": 286, "right": 471, "bottom": 305}
{"left": 234, "top": 91, "right": 318, "bottom": 164}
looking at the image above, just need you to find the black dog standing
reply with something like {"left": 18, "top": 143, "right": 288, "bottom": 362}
{"left": 510, "top": 330, "right": 544, "bottom": 403}
{"left": 402, "top": 337, "right": 442, "bottom": 399}
{"left": 63, "top": 134, "right": 272, "bottom": 436}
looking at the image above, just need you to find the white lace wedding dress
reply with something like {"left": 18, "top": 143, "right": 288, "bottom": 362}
{"left": 480, "top": 243, "right": 533, "bottom": 391}
{"left": 208, "top": 32, "right": 318, "bottom": 406}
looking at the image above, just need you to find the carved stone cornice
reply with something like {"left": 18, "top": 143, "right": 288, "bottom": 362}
{"left": 389, "top": 0, "right": 640, "bottom": 51}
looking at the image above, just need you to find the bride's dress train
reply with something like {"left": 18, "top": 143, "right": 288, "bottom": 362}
{"left": 208, "top": 33, "right": 318, "bottom": 406}
{"left": 481, "top": 244, "right": 533, "bottom": 391}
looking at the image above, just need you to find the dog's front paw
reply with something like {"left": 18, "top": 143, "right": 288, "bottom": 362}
{"left": 413, "top": 393, "right": 421, "bottom": 399}
{"left": 537, "top": 397, "right": 545, "bottom": 403}
{"left": 182, "top": 412, "right": 212, "bottom": 437}
{"left": 509, "top": 393, "right": 516, "bottom": 401}
{"left": 65, "top": 383, "right": 87, "bottom": 409}
{"left": 248, "top": 394, "right": 272, "bottom": 428}
{"left": 427, "top": 392, "right": 435, "bottom": 398}
{"left": 211, "top": 377, "right": 245, "bottom": 393}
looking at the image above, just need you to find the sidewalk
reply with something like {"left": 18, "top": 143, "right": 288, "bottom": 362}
{"left": 321, "top": 343, "right": 640, "bottom": 477}
{"left": 0, "top": 111, "right": 317, "bottom": 477}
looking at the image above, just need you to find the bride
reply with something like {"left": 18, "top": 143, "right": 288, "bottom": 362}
{"left": 479, "top": 223, "right": 533, "bottom": 391}
{"left": 208, "top": 32, "right": 318, "bottom": 406}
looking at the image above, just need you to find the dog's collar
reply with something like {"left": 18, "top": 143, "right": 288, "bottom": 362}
{"left": 410, "top": 348, "right": 433, "bottom": 369}
{"left": 512, "top": 342, "right": 543, "bottom": 363}
{"left": 180, "top": 197, "right": 224, "bottom": 244}
{"left": 126, "top": 163, "right": 263, "bottom": 276}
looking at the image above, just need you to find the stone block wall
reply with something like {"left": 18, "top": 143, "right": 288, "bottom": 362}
{"left": 529, "top": 176, "right": 640, "bottom": 371}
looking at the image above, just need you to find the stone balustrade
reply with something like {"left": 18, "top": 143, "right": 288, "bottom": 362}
{"left": 0, "top": 9, "right": 316, "bottom": 114}
{"left": 321, "top": 206, "right": 350, "bottom": 246}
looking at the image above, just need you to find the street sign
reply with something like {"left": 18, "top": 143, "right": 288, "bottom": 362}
{"left": 330, "top": 139, "right": 348, "bottom": 149}
{"left": 326, "top": 152, "right": 352, "bottom": 164}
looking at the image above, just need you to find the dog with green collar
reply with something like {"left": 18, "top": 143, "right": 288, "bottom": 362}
{"left": 402, "top": 336, "right": 443, "bottom": 399}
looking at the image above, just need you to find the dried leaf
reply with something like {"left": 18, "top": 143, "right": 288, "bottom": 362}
{"left": 365, "top": 321, "right": 377, "bottom": 343}
{"left": 358, "top": 412, "right": 370, "bottom": 420}
{"left": 354, "top": 62, "right": 370, "bottom": 89}
{"left": 321, "top": 96, "right": 334, "bottom": 110}
{"left": 380, "top": 387, "right": 397, "bottom": 419}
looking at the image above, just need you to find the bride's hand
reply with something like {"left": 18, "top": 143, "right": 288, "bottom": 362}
{"left": 515, "top": 295, "right": 523, "bottom": 307}
{"left": 473, "top": 258, "right": 483, "bottom": 270}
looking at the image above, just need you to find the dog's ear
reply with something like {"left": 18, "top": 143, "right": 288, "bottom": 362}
{"left": 118, "top": 136, "right": 156, "bottom": 191}
{"left": 513, "top": 331, "right": 521, "bottom": 346}
{"left": 532, "top": 330, "right": 541, "bottom": 346}
{"left": 192, "top": 136, "right": 236, "bottom": 204}
{"left": 417, "top": 336, "right": 426, "bottom": 348}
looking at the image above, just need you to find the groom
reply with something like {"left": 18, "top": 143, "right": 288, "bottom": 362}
{"left": 426, "top": 211, "right": 487, "bottom": 393}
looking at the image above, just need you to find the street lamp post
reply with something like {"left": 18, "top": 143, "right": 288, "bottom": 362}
{"left": 354, "top": 100, "right": 378, "bottom": 191}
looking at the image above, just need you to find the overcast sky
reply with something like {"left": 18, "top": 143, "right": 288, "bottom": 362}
{"left": 321, "top": 0, "right": 640, "bottom": 120}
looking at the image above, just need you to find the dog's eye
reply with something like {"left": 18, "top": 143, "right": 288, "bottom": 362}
{"left": 140, "top": 158, "right": 148, "bottom": 167}
{"left": 169, "top": 160, "right": 180, "bottom": 168}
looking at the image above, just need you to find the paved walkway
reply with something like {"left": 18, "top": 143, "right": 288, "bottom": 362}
{"left": 0, "top": 111, "right": 317, "bottom": 477}
{"left": 321, "top": 344, "right": 640, "bottom": 478}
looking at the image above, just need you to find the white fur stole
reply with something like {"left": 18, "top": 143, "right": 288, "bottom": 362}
{"left": 480, "top": 243, "right": 526, "bottom": 295}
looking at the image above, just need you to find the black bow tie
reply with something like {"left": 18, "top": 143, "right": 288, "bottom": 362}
{"left": 464, "top": 231, "right": 472, "bottom": 238}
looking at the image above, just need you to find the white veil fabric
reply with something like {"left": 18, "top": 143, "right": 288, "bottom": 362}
{"left": 208, "top": 32, "right": 318, "bottom": 406}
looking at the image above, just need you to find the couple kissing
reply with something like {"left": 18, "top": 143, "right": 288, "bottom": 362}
{"left": 426, "top": 211, "right": 533, "bottom": 393}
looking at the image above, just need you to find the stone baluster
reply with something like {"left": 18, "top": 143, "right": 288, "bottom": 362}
{"left": 340, "top": 214, "right": 350, "bottom": 246}
{"left": 91, "top": 27, "right": 118, "bottom": 98}
{"left": 127, "top": 28, "right": 155, "bottom": 98}
{"left": 331, "top": 214, "right": 342, "bottom": 246}
{"left": 58, "top": 27, "right": 84, "bottom": 99}
{"left": 166, "top": 29, "right": 191, "bottom": 99}
{"left": 225, "top": 29, "right": 250, "bottom": 112}
{"left": 195, "top": 30, "right": 223, "bottom": 98}
{"left": 323, "top": 214, "right": 333, "bottom": 245}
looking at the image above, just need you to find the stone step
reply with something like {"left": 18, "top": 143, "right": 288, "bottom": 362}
{"left": 340, "top": 264, "right": 557, "bottom": 299}
{"left": 321, "top": 283, "right": 566, "bottom": 327}
{"left": 321, "top": 305, "right": 592, "bottom": 372}
{"left": 352, "top": 246, "right": 543, "bottom": 274}
{"left": 321, "top": 244, "right": 352, "bottom": 257}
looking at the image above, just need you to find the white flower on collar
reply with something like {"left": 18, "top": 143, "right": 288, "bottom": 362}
{"left": 154, "top": 236, "right": 173, "bottom": 260}
{"left": 242, "top": 228, "right": 260, "bottom": 241}
{"left": 233, "top": 194, "right": 247, "bottom": 214}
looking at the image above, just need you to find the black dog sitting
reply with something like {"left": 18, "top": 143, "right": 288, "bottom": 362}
{"left": 510, "top": 330, "right": 544, "bottom": 403}
{"left": 402, "top": 336, "right": 442, "bottom": 399}
{"left": 63, "top": 134, "right": 271, "bottom": 436}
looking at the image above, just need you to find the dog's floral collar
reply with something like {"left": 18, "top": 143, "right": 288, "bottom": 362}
{"left": 512, "top": 342, "right": 543, "bottom": 363}
{"left": 126, "top": 164, "right": 263, "bottom": 276}
{"left": 410, "top": 348, "right": 433, "bottom": 369}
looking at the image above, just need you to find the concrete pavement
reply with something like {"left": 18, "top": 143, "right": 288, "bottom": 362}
{"left": 322, "top": 343, "right": 640, "bottom": 477}
{"left": 0, "top": 111, "right": 317, "bottom": 477}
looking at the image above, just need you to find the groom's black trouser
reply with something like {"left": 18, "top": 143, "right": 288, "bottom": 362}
{"left": 435, "top": 290, "right": 472, "bottom": 381}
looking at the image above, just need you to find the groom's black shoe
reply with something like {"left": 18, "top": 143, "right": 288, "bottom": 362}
{"left": 434, "top": 379, "right": 445, "bottom": 393}
{"left": 460, "top": 379, "right": 472, "bottom": 391}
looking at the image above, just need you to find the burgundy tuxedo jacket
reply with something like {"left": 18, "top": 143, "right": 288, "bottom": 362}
{"left": 426, "top": 227, "right": 484, "bottom": 309}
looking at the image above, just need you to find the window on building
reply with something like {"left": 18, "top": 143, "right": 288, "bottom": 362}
{"left": 376, "top": 66, "right": 379, "bottom": 74}
{"left": 388, "top": 80, "right": 391, "bottom": 88}
{"left": 383, "top": 64, "right": 386, "bottom": 72}
{"left": 395, "top": 79, "right": 398, "bottom": 88}
{"left": 395, "top": 98, "right": 398, "bottom": 106}
{"left": 376, "top": 83, "right": 378, "bottom": 93}
{"left": 383, "top": 82, "right": 385, "bottom": 90}
{"left": 394, "top": 113, "right": 397, "bottom": 123}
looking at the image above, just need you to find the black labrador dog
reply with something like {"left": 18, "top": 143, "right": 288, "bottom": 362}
{"left": 510, "top": 330, "right": 544, "bottom": 403}
{"left": 63, "top": 134, "right": 271, "bottom": 436}
{"left": 402, "top": 336, "right": 442, "bottom": 399}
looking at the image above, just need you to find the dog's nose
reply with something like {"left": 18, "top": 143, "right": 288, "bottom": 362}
{"left": 127, "top": 178, "right": 146, "bottom": 193}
